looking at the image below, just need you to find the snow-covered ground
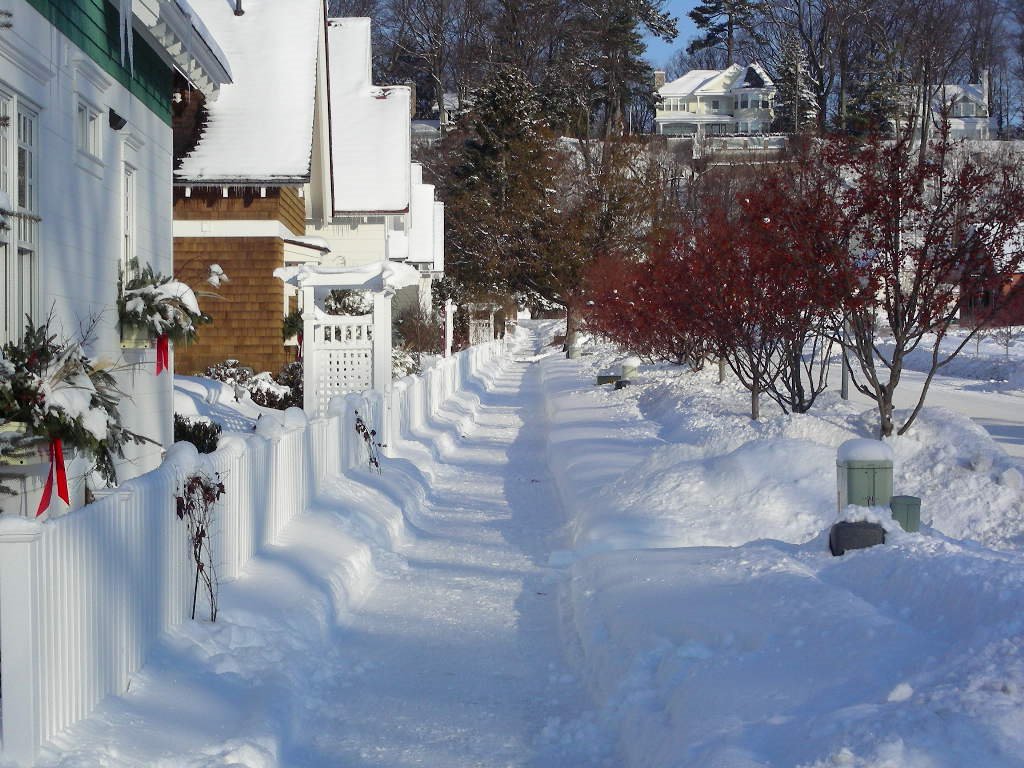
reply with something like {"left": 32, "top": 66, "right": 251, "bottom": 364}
{"left": 546, "top": 324, "right": 1024, "bottom": 767}
{"left": 24, "top": 321, "right": 1024, "bottom": 767}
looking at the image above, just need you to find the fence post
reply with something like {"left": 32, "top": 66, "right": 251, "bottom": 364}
{"left": 0, "top": 518, "right": 45, "bottom": 765}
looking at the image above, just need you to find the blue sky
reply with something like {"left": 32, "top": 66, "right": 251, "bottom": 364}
{"left": 643, "top": 0, "right": 699, "bottom": 70}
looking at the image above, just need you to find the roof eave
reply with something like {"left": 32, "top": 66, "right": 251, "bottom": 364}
{"left": 132, "top": 0, "right": 232, "bottom": 98}
{"left": 173, "top": 176, "right": 311, "bottom": 187}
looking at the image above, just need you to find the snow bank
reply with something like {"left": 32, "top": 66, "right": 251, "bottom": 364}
{"left": 536, "top": 322, "right": 1024, "bottom": 766}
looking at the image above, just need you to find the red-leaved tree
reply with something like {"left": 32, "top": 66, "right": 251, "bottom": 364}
{"left": 585, "top": 144, "right": 856, "bottom": 419}
{"left": 838, "top": 132, "right": 1024, "bottom": 436}
{"left": 584, "top": 232, "right": 710, "bottom": 369}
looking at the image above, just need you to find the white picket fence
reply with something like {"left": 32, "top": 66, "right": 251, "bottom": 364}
{"left": 0, "top": 339, "right": 506, "bottom": 766}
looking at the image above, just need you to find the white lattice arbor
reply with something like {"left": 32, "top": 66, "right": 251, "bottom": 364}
{"left": 308, "top": 314, "right": 375, "bottom": 414}
{"left": 275, "top": 261, "right": 421, "bottom": 417}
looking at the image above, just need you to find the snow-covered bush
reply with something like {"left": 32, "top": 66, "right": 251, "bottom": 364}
{"left": 118, "top": 264, "right": 211, "bottom": 343}
{"left": 203, "top": 359, "right": 301, "bottom": 410}
{"left": 173, "top": 414, "right": 222, "bottom": 454}
{"left": 275, "top": 361, "right": 304, "bottom": 407}
{"left": 324, "top": 289, "right": 372, "bottom": 315}
{"left": 0, "top": 315, "right": 149, "bottom": 486}
{"left": 393, "top": 346, "right": 419, "bottom": 378}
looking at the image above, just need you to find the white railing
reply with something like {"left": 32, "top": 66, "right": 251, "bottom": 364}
{"left": 0, "top": 337, "right": 506, "bottom": 766}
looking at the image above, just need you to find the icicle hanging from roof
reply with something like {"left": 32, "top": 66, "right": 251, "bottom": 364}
{"left": 119, "top": 0, "right": 134, "bottom": 74}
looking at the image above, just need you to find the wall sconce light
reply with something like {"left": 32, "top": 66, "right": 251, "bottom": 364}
{"left": 109, "top": 109, "right": 127, "bottom": 131}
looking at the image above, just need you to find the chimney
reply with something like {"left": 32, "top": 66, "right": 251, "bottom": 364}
{"left": 654, "top": 70, "right": 667, "bottom": 89}
{"left": 980, "top": 68, "right": 989, "bottom": 110}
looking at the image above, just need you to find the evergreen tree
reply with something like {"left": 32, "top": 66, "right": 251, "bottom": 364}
{"left": 687, "top": 0, "right": 759, "bottom": 65}
{"left": 843, "top": 47, "right": 902, "bottom": 136}
{"left": 772, "top": 35, "right": 818, "bottom": 133}
{"left": 441, "top": 68, "right": 554, "bottom": 299}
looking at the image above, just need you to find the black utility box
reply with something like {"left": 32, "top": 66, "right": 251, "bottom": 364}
{"left": 829, "top": 521, "right": 886, "bottom": 556}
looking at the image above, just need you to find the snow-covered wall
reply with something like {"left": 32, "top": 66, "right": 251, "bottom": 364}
{"left": 0, "top": 0, "right": 175, "bottom": 482}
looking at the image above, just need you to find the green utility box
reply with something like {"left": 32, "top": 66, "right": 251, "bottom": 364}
{"left": 889, "top": 495, "right": 921, "bottom": 532}
{"left": 837, "top": 439, "right": 894, "bottom": 511}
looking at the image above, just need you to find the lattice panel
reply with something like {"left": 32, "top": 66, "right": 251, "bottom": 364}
{"left": 309, "top": 316, "right": 375, "bottom": 415}
{"left": 469, "top": 319, "right": 492, "bottom": 346}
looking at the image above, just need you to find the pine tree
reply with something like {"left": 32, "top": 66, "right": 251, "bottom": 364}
{"left": 844, "top": 47, "right": 902, "bottom": 136}
{"left": 441, "top": 68, "right": 554, "bottom": 299}
{"left": 686, "top": 0, "right": 759, "bottom": 65}
{"left": 772, "top": 35, "right": 818, "bottom": 133}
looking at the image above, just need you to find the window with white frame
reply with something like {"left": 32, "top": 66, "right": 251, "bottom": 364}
{"left": 1, "top": 93, "right": 39, "bottom": 344}
{"left": 122, "top": 162, "right": 136, "bottom": 285}
{"left": 76, "top": 100, "right": 101, "bottom": 158}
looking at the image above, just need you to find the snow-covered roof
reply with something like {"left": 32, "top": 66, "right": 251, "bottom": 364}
{"left": 174, "top": 0, "right": 321, "bottom": 184}
{"left": 660, "top": 63, "right": 775, "bottom": 99}
{"left": 938, "top": 83, "right": 986, "bottom": 106}
{"left": 659, "top": 70, "right": 721, "bottom": 97}
{"left": 731, "top": 63, "right": 774, "bottom": 91}
{"left": 328, "top": 18, "right": 411, "bottom": 213}
{"left": 133, "top": 0, "right": 233, "bottom": 96}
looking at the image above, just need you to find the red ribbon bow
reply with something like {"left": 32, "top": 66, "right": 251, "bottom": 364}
{"left": 37, "top": 439, "right": 70, "bottom": 517}
{"left": 156, "top": 334, "right": 170, "bottom": 375}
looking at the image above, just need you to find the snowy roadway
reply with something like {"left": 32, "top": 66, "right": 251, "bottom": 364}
{"left": 39, "top": 330, "right": 608, "bottom": 767}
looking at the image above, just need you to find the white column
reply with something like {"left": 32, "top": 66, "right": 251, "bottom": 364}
{"left": 302, "top": 285, "right": 317, "bottom": 414}
{"left": 418, "top": 275, "right": 433, "bottom": 315}
{"left": 444, "top": 299, "right": 455, "bottom": 358}
{"left": 0, "top": 518, "right": 45, "bottom": 766}
{"left": 372, "top": 290, "right": 393, "bottom": 395}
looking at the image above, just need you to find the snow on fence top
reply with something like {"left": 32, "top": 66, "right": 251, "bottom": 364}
{"left": 175, "top": 0, "right": 320, "bottom": 183}
{"left": 327, "top": 18, "right": 411, "bottom": 213}
{"left": 837, "top": 438, "right": 894, "bottom": 464}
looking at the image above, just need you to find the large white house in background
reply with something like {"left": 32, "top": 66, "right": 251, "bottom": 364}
{"left": 655, "top": 63, "right": 776, "bottom": 136}
{"left": 932, "top": 71, "right": 992, "bottom": 140}
{"left": 0, "top": 0, "right": 229, "bottom": 497}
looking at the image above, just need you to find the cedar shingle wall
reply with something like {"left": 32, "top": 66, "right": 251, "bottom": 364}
{"left": 174, "top": 237, "right": 291, "bottom": 375}
{"left": 173, "top": 187, "right": 307, "bottom": 236}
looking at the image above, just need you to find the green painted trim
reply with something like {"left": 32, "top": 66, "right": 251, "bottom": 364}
{"left": 24, "top": 0, "right": 171, "bottom": 124}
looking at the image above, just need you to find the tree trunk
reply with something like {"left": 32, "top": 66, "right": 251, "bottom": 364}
{"left": 838, "top": 34, "right": 848, "bottom": 132}
{"left": 564, "top": 304, "right": 578, "bottom": 355}
{"left": 878, "top": 395, "right": 894, "bottom": 437}
{"left": 751, "top": 378, "right": 760, "bottom": 420}
{"left": 718, "top": 357, "right": 726, "bottom": 384}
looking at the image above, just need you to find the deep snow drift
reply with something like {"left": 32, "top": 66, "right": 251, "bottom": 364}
{"left": 544, "top": 323, "right": 1024, "bottom": 767}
